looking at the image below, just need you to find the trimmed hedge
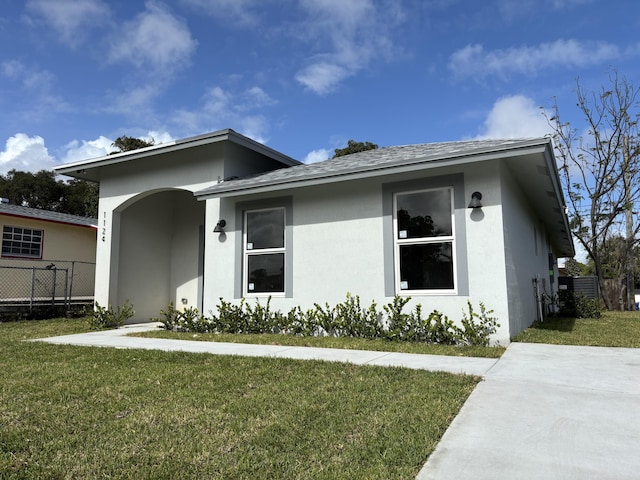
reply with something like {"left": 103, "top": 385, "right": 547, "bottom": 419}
{"left": 154, "top": 293, "right": 500, "bottom": 347}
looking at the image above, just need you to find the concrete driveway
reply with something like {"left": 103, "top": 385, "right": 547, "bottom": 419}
{"left": 417, "top": 342, "right": 640, "bottom": 479}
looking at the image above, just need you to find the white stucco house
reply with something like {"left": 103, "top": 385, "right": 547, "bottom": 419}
{"left": 53, "top": 129, "right": 574, "bottom": 343}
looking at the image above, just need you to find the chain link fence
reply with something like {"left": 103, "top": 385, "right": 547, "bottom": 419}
{"left": 0, "top": 259, "right": 95, "bottom": 318}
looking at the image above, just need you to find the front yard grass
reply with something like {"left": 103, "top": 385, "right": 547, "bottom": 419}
{"left": 0, "top": 317, "right": 479, "bottom": 479}
{"left": 512, "top": 310, "right": 640, "bottom": 347}
{"left": 133, "top": 329, "right": 506, "bottom": 358}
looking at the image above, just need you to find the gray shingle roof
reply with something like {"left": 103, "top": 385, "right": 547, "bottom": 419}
{"left": 0, "top": 203, "right": 97, "bottom": 228}
{"left": 196, "top": 137, "right": 549, "bottom": 198}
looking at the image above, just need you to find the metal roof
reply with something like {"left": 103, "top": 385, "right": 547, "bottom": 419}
{"left": 0, "top": 203, "right": 97, "bottom": 228}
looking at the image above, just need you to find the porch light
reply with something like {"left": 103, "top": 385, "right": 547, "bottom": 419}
{"left": 214, "top": 220, "right": 226, "bottom": 233}
{"left": 468, "top": 192, "right": 483, "bottom": 209}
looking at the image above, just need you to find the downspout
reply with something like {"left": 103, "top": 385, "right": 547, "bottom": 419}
{"left": 533, "top": 276, "right": 544, "bottom": 322}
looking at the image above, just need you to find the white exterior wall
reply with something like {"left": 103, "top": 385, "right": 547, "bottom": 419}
{"left": 462, "top": 161, "right": 511, "bottom": 344}
{"left": 500, "top": 162, "right": 556, "bottom": 334}
{"left": 94, "top": 153, "right": 224, "bottom": 321}
{"left": 205, "top": 163, "right": 515, "bottom": 343}
{"left": 290, "top": 180, "right": 385, "bottom": 306}
{"left": 202, "top": 196, "right": 235, "bottom": 312}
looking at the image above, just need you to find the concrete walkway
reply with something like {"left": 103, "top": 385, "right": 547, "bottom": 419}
{"left": 36, "top": 324, "right": 640, "bottom": 479}
{"left": 34, "top": 323, "right": 497, "bottom": 376}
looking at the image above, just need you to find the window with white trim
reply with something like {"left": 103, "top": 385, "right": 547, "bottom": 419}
{"left": 244, "top": 207, "right": 285, "bottom": 295}
{"left": 394, "top": 188, "right": 455, "bottom": 293}
{"left": 2, "top": 225, "right": 43, "bottom": 259}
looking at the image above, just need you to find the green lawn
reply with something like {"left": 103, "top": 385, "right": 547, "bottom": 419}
{"left": 133, "top": 329, "right": 506, "bottom": 358}
{"left": 0, "top": 318, "right": 479, "bottom": 479}
{"left": 512, "top": 310, "right": 640, "bottom": 347}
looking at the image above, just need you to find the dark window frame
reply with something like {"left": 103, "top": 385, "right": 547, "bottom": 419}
{"left": 1, "top": 225, "right": 44, "bottom": 259}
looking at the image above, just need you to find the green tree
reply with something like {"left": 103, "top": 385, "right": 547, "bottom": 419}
{"left": 333, "top": 139, "right": 378, "bottom": 158}
{"left": 0, "top": 169, "right": 98, "bottom": 217}
{"left": 543, "top": 71, "right": 640, "bottom": 310}
{"left": 60, "top": 178, "right": 99, "bottom": 217}
{"left": 110, "top": 135, "right": 154, "bottom": 154}
{"left": 564, "top": 258, "right": 587, "bottom": 276}
{"left": 583, "top": 237, "right": 640, "bottom": 289}
{"left": 0, "top": 170, "right": 64, "bottom": 211}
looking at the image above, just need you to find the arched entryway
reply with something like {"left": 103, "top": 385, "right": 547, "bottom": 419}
{"left": 114, "top": 189, "right": 205, "bottom": 321}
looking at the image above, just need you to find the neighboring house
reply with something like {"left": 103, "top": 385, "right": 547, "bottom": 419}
{"left": 53, "top": 129, "right": 574, "bottom": 343}
{"left": 0, "top": 202, "right": 97, "bottom": 308}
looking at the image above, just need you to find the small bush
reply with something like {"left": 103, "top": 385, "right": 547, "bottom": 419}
{"left": 459, "top": 301, "right": 500, "bottom": 346}
{"left": 383, "top": 295, "right": 412, "bottom": 341}
{"left": 425, "top": 310, "right": 461, "bottom": 345}
{"left": 87, "top": 301, "right": 134, "bottom": 330}
{"left": 154, "top": 303, "right": 180, "bottom": 330}
{"left": 558, "top": 290, "right": 601, "bottom": 319}
{"left": 156, "top": 294, "right": 500, "bottom": 346}
{"left": 334, "top": 293, "right": 383, "bottom": 339}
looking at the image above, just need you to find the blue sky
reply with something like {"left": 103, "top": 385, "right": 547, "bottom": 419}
{"left": 1, "top": 0, "right": 639, "bottom": 173}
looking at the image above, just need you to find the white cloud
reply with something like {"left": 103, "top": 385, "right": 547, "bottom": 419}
{"left": 1, "top": 60, "right": 70, "bottom": 118}
{"left": 550, "top": 0, "right": 593, "bottom": 8}
{"left": 202, "top": 87, "right": 232, "bottom": 116}
{"left": 2, "top": 60, "right": 54, "bottom": 91}
{"left": 295, "top": 63, "right": 350, "bottom": 96}
{"left": 239, "top": 116, "right": 269, "bottom": 144}
{"left": 61, "top": 136, "right": 113, "bottom": 163}
{"left": 240, "top": 87, "right": 276, "bottom": 110}
{"left": 303, "top": 148, "right": 332, "bottom": 164}
{"left": 0, "top": 134, "right": 56, "bottom": 175}
{"left": 181, "top": 0, "right": 262, "bottom": 26}
{"left": 475, "top": 95, "right": 550, "bottom": 139}
{"left": 59, "top": 130, "right": 174, "bottom": 164}
{"left": 60, "top": 130, "right": 174, "bottom": 163}
{"left": 105, "top": 83, "right": 164, "bottom": 116}
{"left": 25, "top": 0, "right": 111, "bottom": 47}
{"left": 174, "top": 85, "right": 274, "bottom": 142}
{"left": 146, "top": 130, "right": 174, "bottom": 145}
{"left": 294, "top": 0, "right": 403, "bottom": 94}
{"left": 108, "top": 1, "right": 197, "bottom": 73}
{"left": 449, "top": 39, "right": 621, "bottom": 79}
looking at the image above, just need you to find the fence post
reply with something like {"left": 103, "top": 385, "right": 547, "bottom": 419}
{"left": 30, "top": 267, "right": 36, "bottom": 313}
{"left": 51, "top": 267, "right": 57, "bottom": 307}
{"left": 69, "top": 261, "right": 76, "bottom": 303}
{"left": 63, "top": 269, "right": 69, "bottom": 310}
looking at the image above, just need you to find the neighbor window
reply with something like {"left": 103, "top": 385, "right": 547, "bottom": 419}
{"left": 2, "top": 226, "right": 43, "bottom": 259}
{"left": 394, "top": 188, "right": 455, "bottom": 293}
{"left": 244, "top": 207, "right": 285, "bottom": 295}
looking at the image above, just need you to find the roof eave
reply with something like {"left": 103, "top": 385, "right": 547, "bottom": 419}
{"left": 0, "top": 210, "right": 98, "bottom": 229}
{"left": 196, "top": 140, "right": 550, "bottom": 200}
{"left": 53, "top": 129, "right": 301, "bottom": 180}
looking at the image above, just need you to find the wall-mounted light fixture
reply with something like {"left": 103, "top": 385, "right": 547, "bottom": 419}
{"left": 468, "top": 192, "right": 483, "bottom": 209}
{"left": 213, "top": 220, "right": 226, "bottom": 233}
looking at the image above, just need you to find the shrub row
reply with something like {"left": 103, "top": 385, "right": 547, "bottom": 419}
{"left": 154, "top": 293, "right": 500, "bottom": 347}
